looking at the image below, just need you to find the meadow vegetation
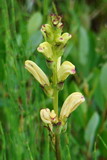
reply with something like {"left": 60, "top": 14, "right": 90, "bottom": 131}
{"left": 0, "top": 0, "right": 107, "bottom": 159}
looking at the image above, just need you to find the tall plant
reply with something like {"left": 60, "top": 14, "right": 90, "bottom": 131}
{"left": 25, "top": 14, "right": 85, "bottom": 160}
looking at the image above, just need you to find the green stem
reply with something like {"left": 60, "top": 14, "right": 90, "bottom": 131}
{"left": 52, "top": 58, "right": 62, "bottom": 160}
{"left": 53, "top": 59, "right": 58, "bottom": 116}
{"left": 55, "top": 134, "right": 62, "bottom": 160}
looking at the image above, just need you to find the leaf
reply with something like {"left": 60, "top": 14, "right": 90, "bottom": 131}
{"left": 79, "top": 26, "right": 89, "bottom": 65}
{"left": 27, "top": 12, "right": 42, "bottom": 35}
{"left": 26, "top": 31, "right": 43, "bottom": 57}
{"left": 100, "top": 63, "right": 107, "bottom": 100}
{"left": 84, "top": 112, "right": 100, "bottom": 152}
{"left": 94, "top": 81, "right": 105, "bottom": 111}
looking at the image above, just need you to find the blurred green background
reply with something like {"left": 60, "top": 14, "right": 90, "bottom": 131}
{"left": 0, "top": 0, "right": 107, "bottom": 159}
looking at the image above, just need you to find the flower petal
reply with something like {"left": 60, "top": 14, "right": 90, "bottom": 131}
{"left": 40, "top": 108, "right": 51, "bottom": 124}
{"left": 56, "top": 33, "right": 72, "bottom": 45}
{"left": 25, "top": 60, "right": 50, "bottom": 86}
{"left": 60, "top": 92, "right": 85, "bottom": 118}
{"left": 57, "top": 61, "right": 76, "bottom": 82}
{"left": 37, "top": 42, "right": 53, "bottom": 59}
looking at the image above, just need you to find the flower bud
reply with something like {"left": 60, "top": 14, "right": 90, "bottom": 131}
{"left": 60, "top": 92, "right": 85, "bottom": 119}
{"left": 41, "top": 24, "right": 54, "bottom": 42}
{"left": 25, "top": 60, "right": 50, "bottom": 86}
{"left": 56, "top": 33, "right": 72, "bottom": 46}
{"left": 51, "top": 14, "right": 62, "bottom": 26}
{"left": 57, "top": 22, "right": 64, "bottom": 29}
{"left": 37, "top": 42, "right": 53, "bottom": 59}
{"left": 40, "top": 108, "right": 51, "bottom": 124}
{"left": 57, "top": 61, "right": 76, "bottom": 82}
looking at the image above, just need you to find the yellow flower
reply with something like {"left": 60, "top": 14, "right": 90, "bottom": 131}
{"left": 40, "top": 108, "right": 57, "bottom": 124}
{"left": 60, "top": 92, "right": 85, "bottom": 119}
{"left": 41, "top": 24, "right": 54, "bottom": 41}
{"left": 25, "top": 60, "right": 50, "bottom": 86}
{"left": 37, "top": 42, "right": 53, "bottom": 59}
{"left": 57, "top": 61, "right": 76, "bottom": 82}
{"left": 51, "top": 14, "right": 62, "bottom": 26}
{"left": 56, "top": 33, "right": 72, "bottom": 45}
{"left": 40, "top": 108, "right": 51, "bottom": 124}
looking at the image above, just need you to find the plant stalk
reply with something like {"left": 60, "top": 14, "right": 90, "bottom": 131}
{"left": 55, "top": 134, "right": 62, "bottom": 160}
{"left": 53, "top": 58, "right": 62, "bottom": 160}
{"left": 53, "top": 58, "right": 58, "bottom": 116}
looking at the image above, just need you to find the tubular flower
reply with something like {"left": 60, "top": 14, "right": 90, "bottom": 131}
{"left": 37, "top": 42, "right": 53, "bottom": 59}
{"left": 40, "top": 108, "right": 58, "bottom": 124}
{"left": 40, "top": 108, "right": 51, "bottom": 124}
{"left": 25, "top": 60, "right": 50, "bottom": 86}
{"left": 60, "top": 92, "right": 85, "bottom": 119}
{"left": 56, "top": 33, "right": 72, "bottom": 46}
{"left": 41, "top": 24, "right": 54, "bottom": 42}
{"left": 57, "top": 61, "right": 76, "bottom": 82}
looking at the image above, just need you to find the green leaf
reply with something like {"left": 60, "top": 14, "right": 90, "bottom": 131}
{"left": 27, "top": 12, "right": 43, "bottom": 35}
{"left": 79, "top": 26, "right": 89, "bottom": 65}
{"left": 94, "top": 81, "right": 105, "bottom": 111}
{"left": 84, "top": 112, "right": 100, "bottom": 152}
{"left": 100, "top": 63, "right": 107, "bottom": 100}
{"left": 98, "top": 130, "right": 107, "bottom": 157}
{"left": 26, "top": 31, "right": 43, "bottom": 56}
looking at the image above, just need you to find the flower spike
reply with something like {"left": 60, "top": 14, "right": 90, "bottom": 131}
{"left": 60, "top": 92, "right": 85, "bottom": 119}
{"left": 25, "top": 60, "right": 50, "bottom": 86}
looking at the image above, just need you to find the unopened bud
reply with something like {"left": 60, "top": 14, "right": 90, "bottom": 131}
{"left": 41, "top": 24, "right": 54, "bottom": 42}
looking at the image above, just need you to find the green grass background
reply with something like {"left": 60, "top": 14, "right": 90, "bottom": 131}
{"left": 0, "top": 0, "right": 107, "bottom": 159}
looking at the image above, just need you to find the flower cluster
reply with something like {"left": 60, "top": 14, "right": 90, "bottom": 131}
{"left": 40, "top": 92, "right": 85, "bottom": 133}
{"left": 25, "top": 14, "right": 85, "bottom": 134}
